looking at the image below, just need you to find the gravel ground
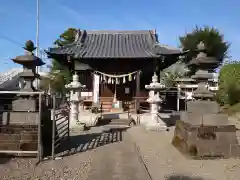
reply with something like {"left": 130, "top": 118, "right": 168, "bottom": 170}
{"left": 2, "top": 119, "right": 240, "bottom": 180}
{"left": 0, "top": 127, "right": 150, "bottom": 180}
{"left": 128, "top": 125, "right": 240, "bottom": 180}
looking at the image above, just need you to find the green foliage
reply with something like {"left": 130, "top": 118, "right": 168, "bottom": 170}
{"left": 39, "top": 77, "right": 50, "bottom": 91}
{"left": 220, "top": 103, "right": 240, "bottom": 115}
{"left": 179, "top": 26, "right": 230, "bottom": 74}
{"left": 217, "top": 62, "right": 240, "bottom": 106}
{"left": 161, "top": 71, "right": 183, "bottom": 87}
{"left": 160, "top": 63, "right": 187, "bottom": 87}
{"left": 54, "top": 28, "right": 78, "bottom": 46}
{"left": 47, "top": 28, "right": 78, "bottom": 93}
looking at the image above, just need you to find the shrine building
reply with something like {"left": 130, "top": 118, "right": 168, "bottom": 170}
{"left": 46, "top": 29, "right": 186, "bottom": 113}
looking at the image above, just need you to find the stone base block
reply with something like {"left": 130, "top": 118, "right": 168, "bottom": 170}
{"left": 140, "top": 113, "right": 168, "bottom": 131}
{"left": 77, "top": 113, "right": 100, "bottom": 127}
{"left": 180, "top": 111, "right": 229, "bottom": 126}
{"left": 0, "top": 125, "right": 38, "bottom": 152}
{"left": 187, "top": 101, "right": 220, "bottom": 114}
{"left": 139, "top": 113, "right": 151, "bottom": 125}
{"left": 172, "top": 120, "right": 240, "bottom": 159}
{"left": 70, "top": 123, "right": 85, "bottom": 133}
{"left": 3, "top": 112, "right": 39, "bottom": 125}
{"left": 12, "top": 99, "right": 37, "bottom": 112}
{"left": 146, "top": 123, "right": 168, "bottom": 131}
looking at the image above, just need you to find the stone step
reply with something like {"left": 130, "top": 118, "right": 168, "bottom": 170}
{"left": 109, "top": 119, "right": 135, "bottom": 127}
{"left": 100, "top": 102, "right": 112, "bottom": 105}
{"left": 110, "top": 121, "right": 129, "bottom": 126}
{"left": 99, "top": 104, "right": 112, "bottom": 112}
{"left": 110, "top": 119, "right": 130, "bottom": 123}
{"left": 102, "top": 125, "right": 130, "bottom": 131}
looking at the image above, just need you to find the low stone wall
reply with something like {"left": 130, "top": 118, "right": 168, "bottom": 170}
{"left": 0, "top": 125, "right": 38, "bottom": 153}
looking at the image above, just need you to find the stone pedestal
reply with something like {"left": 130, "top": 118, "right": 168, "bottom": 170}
{"left": 69, "top": 101, "right": 79, "bottom": 127}
{"left": 172, "top": 42, "right": 240, "bottom": 159}
{"left": 146, "top": 102, "right": 167, "bottom": 131}
{"left": 173, "top": 101, "right": 240, "bottom": 158}
{"left": 12, "top": 99, "right": 37, "bottom": 112}
{"left": 65, "top": 73, "right": 85, "bottom": 129}
{"left": 145, "top": 73, "right": 167, "bottom": 131}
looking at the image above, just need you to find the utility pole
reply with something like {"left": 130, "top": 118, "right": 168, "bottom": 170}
{"left": 36, "top": 0, "right": 39, "bottom": 58}
{"left": 36, "top": 0, "right": 40, "bottom": 88}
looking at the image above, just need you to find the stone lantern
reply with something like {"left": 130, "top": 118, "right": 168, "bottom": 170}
{"left": 65, "top": 72, "right": 85, "bottom": 128}
{"left": 189, "top": 41, "right": 219, "bottom": 100}
{"left": 11, "top": 40, "right": 45, "bottom": 111}
{"left": 172, "top": 42, "right": 240, "bottom": 158}
{"left": 145, "top": 73, "right": 167, "bottom": 131}
{"left": 1, "top": 40, "right": 46, "bottom": 153}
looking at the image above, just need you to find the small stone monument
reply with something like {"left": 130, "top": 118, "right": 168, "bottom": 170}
{"left": 172, "top": 42, "right": 240, "bottom": 158}
{"left": 145, "top": 73, "right": 168, "bottom": 131}
{"left": 65, "top": 72, "right": 85, "bottom": 129}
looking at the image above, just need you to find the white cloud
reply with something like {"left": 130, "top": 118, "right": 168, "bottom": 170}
{"left": 120, "top": 14, "right": 155, "bottom": 30}
{"left": 49, "top": 0, "right": 86, "bottom": 24}
{"left": 57, "top": 4, "right": 83, "bottom": 20}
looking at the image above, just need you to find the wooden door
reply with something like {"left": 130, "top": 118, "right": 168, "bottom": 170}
{"left": 116, "top": 81, "right": 136, "bottom": 111}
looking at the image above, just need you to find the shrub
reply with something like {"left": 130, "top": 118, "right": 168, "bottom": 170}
{"left": 217, "top": 62, "right": 240, "bottom": 105}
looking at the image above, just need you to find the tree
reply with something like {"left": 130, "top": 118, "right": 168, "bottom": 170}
{"left": 161, "top": 72, "right": 182, "bottom": 87}
{"left": 43, "top": 28, "right": 78, "bottom": 93}
{"left": 179, "top": 26, "right": 230, "bottom": 74}
{"left": 54, "top": 28, "right": 79, "bottom": 46}
{"left": 160, "top": 61, "right": 188, "bottom": 87}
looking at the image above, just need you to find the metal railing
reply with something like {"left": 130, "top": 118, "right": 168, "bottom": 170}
{"left": 51, "top": 94, "right": 70, "bottom": 160}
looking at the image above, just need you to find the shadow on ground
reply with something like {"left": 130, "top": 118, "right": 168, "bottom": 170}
{"left": 55, "top": 127, "right": 128, "bottom": 157}
{"left": 0, "top": 156, "right": 11, "bottom": 164}
{"left": 165, "top": 174, "right": 205, "bottom": 180}
{"left": 161, "top": 113, "right": 180, "bottom": 127}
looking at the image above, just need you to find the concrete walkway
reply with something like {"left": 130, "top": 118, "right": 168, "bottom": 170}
{"left": 0, "top": 127, "right": 151, "bottom": 180}
{"left": 85, "top": 132, "right": 151, "bottom": 180}
{"left": 128, "top": 126, "right": 240, "bottom": 180}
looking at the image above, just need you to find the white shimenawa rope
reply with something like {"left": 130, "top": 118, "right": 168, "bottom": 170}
{"left": 93, "top": 70, "right": 139, "bottom": 78}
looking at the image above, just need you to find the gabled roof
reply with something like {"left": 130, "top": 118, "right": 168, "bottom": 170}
{"left": 47, "top": 29, "right": 185, "bottom": 59}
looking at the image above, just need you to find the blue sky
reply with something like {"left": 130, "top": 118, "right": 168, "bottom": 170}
{"left": 0, "top": 0, "right": 239, "bottom": 72}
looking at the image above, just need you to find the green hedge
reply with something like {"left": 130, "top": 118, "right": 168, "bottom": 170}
{"left": 217, "top": 62, "right": 240, "bottom": 105}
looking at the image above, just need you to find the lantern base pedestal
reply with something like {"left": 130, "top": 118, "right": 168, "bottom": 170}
{"left": 146, "top": 123, "right": 168, "bottom": 131}
{"left": 144, "top": 115, "right": 168, "bottom": 131}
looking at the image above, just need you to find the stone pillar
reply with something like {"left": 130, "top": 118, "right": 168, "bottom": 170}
{"left": 65, "top": 73, "right": 85, "bottom": 128}
{"left": 145, "top": 73, "right": 168, "bottom": 131}
{"left": 69, "top": 90, "right": 79, "bottom": 123}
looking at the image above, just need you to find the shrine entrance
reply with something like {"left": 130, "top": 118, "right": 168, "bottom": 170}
{"left": 96, "top": 70, "right": 140, "bottom": 113}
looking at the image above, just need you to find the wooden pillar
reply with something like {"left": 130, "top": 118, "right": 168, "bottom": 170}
{"left": 135, "top": 71, "right": 140, "bottom": 113}
{"left": 177, "top": 84, "right": 180, "bottom": 111}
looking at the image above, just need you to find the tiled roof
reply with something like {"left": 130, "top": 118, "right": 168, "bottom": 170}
{"left": 47, "top": 29, "right": 183, "bottom": 59}
{"left": 153, "top": 44, "right": 184, "bottom": 55}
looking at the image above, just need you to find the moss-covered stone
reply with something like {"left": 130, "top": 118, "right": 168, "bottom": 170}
{"left": 172, "top": 135, "right": 184, "bottom": 147}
